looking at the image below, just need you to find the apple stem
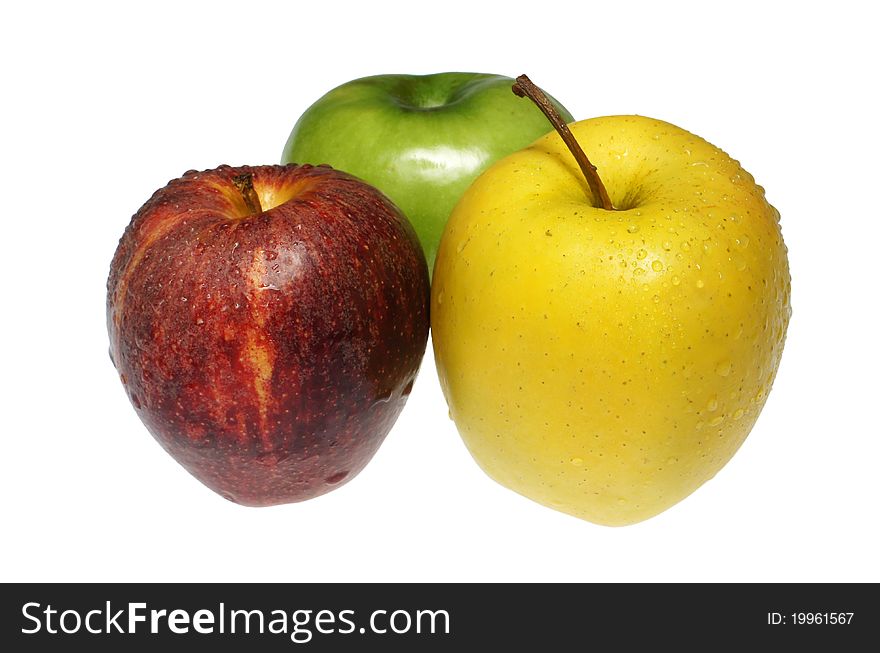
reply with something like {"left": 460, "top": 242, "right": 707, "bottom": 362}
{"left": 512, "top": 74, "right": 615, "bottom": 211}
{"left": 232, "top": 173, "right": 263, "bottom": 215}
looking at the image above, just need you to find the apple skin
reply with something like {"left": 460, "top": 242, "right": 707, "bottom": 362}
{"left": 107, "top": 164, "right": 429, "bottom": 506}
{"left": 432, "top": 116, "right": 791, "bottom": 526}
{"left": 281, "top": 73, "right": 574, "bottom": 271}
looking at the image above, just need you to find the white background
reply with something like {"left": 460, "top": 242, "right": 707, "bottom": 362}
{"left": 2, "top": 0, "right": 877, "bottom": 582}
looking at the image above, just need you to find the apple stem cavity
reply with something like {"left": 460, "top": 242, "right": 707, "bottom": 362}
{"left": 512, "top": 74, "right": 615, "bottom": 211}
{"left": 232, "top": 173, "right": 263, "bottom": 216}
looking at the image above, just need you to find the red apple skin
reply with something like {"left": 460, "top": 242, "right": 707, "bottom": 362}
{"left": 107, "top": 164, "right": 429, "bottom": 506}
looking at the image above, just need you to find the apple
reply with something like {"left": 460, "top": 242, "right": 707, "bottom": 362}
{"left": 281, "top": 72, "right": 574, "bottom": 271}
{"left": 107, "top": 164, "right": 430, "bottom": 506}
{"left": 431, "top": 76, "right": 791, "bottom": 526}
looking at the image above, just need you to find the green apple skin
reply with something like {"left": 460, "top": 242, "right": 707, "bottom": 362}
{"left": 281, "top": 73, "right": 574, "bottom": 271}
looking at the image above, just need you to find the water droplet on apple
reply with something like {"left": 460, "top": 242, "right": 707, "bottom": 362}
{"left": 627, "top": 224, "right": 639, "bottom": 234}
{"left": 681, "top": 241, "right": 691, "bottom": 251}
{"left": 710, "top": 415, "right": 725, "bottom": 427}
{"left": 733, "top": 255, "right": 747, "bottom": 271}
{"left": 671, "top": 276, "right": 681, "bottom": 286}
{"left": 733, "top": 408, "right": 745, "bottom": 420}
{"left": 325, "top": 471, "right": 349, "bottom": 485}
{"left": 196, "top": 317, "right": 205, "bottom": 326}
{"left": 371, "top": 392, "right": 394, "bottom": 408}
{"left": 662, "top": 241, "right": 672, "bottom": 250}
{"left": 637, "top": 249, "right": 647, "bottom": 260}
{"left": 437, "top": 291, "right": 444, "bottom": 305}
{"left": 652, "top": 294, "right": 661, "bottom": 303}
{"left": 715, "top": 361, "right": 732, "bottom": 377}
{"left": 696, "top": 279, "right": 705, "bottom": 289}
{"left": 570, "top": 457, "right": 583, "bottom": 466}
{"left": 651, "top": 260, "right": 664, "bottom": 272}
{"left": 735, "top": 235, "right": 750, "bottom": 249}
{"left": 264, "top": 250, "right": 278, "bottom": 261}
{"left": 771, "top": 206, "right": 781, "bottom": 223}
{"left": 707, "top": 396, "right": 719, "bottom": 412}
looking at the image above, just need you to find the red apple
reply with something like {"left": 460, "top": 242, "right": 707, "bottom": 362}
{"left": 107, "top": 164, "right": 430, "bottom": 506}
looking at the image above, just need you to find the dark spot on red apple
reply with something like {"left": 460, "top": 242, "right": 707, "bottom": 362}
{"left": 325, "top": 471, "right": 349, "bottom": 485}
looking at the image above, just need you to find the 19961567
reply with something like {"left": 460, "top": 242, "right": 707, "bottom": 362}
{"left": 768, "top": 612, "right": 854, "bottom": 625}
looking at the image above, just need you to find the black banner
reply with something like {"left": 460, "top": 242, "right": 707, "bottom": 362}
{"left": 1, "top": 583, "right": 875, "bottom": 650}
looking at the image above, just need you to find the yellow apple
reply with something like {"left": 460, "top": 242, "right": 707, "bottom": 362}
{"left": 431, "top": 79, "right": 791, "bottom": 526}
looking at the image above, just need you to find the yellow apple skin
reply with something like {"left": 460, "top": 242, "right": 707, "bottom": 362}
{"left": 431, "top": 116, "right": 791, "bottom": 526}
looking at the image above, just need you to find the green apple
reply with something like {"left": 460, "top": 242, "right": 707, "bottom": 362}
{"left": 432, "top": 76, "right": 791, "bottom": 526}
{"left": 281, "top": 72, "right": 574, "bottom": 271}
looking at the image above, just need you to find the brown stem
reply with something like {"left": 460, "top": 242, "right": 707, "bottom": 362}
{"left": 232, "top": 173, "right": 263, "bottom": 215}
{"left": 512, "top": 74, "right": 614, "bottom": 211}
